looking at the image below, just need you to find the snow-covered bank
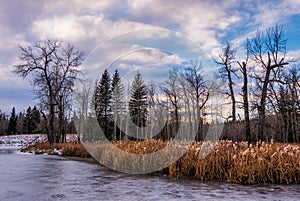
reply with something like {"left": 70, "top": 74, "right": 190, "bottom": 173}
{"left": 0, "top": 134, "right": 78, "bottom": 149}
{"left": 0, "top": 134, "right": 46, "bottom": 149}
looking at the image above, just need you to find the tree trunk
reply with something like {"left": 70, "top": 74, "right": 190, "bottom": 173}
{"left": 239, "top": 62, "right": 251, "bottom": 144}
{"left": 49, "top": 92, "right": 55, "bottom": 145}
{"left": 228, "top": 72, "right": 236, "bottom": 122}
{"left": 258, "top": 61, "right": 272, "bottom": 142}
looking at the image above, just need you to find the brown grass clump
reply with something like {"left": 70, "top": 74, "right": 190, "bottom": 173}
{"left": 113, "top": 139, "right": 168, "bottom": 154}
{"left": 20, "top": 142, "right": 91, "bottom": 158}
{"left": 61, "top": 143, "right": 91, "bottom": 158}
{"left": 167, "top": 140, "right": 300, "bottom": 184}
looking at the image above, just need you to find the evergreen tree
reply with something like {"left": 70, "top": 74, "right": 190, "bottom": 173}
{"left": 111, "top": 69, "right": 125, "bottom": 140}
{"left": 17, "top": 111, "right": 24, "bottom": 134}
{"left": 31, "top": 106, "right": 41, "bottom": 133}
{"left": 8, "top": 107, "right": 17, "bottom": 135}
{"left": 0, "top": 110, "right": 8, "bottom": 135}
{"left": 23, "top": 106, "right": 41, "bottom": 134}
{"left": 23, "top": 106, "right": 32, "bottom": 134}
{"left": 0, "top": 111, "right": 2, "bottom": 135}
{"left": 129, "top": 71, "right": 148, "bottom": 130}
{"left": 94, "top": 69, "right": 113, "bottom": 140}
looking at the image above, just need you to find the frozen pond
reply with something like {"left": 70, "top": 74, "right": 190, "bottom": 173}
{"left": 0, "top": 147, "right": 300, "bottom": 201}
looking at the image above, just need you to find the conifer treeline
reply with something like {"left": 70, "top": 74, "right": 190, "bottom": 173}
{"left": 92, "top": 66, "right": 210, "bottom": 142}
{"left": 94, "top": 69, "right": 149, "bottom": 141}
{"left": 0, "top": 106, "right": 75, "bottom": 135}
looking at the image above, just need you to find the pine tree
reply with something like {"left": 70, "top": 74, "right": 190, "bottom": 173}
{"left": 8, "top": 107, "right": 17, "bottom": 135}
{"left": 23, "top": 106, "right": 41, "bottom": 134}
{"left": 31, "top": 106, "right": 41, "bottom": 133}
{"left": 23, "top": 106, "right": 32, "bottom": 134}
{"left": 129, "top": 71, "right": 148, "bottom": 131}
{"left": 0, "top": 110, "right": 7, "bottom": 135}
{"left": 111, "top": 69, "right": 125, "bottom": 140}
{"left": 94, "top": 69, "right": 113, "bottom": 140}
{"left": 0, "top": 111, "right": 2, "bottom": 135}
{"left": 17, "top": 111, "right": 25, "bottom": 134}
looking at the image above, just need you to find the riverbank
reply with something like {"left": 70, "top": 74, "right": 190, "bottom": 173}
{"left": 0, "top": 134, "right": 90, "bottom": 157}
{"left": 2, "top": 135, "right": 300, "bottom": 184}
{"left": 87, "top": 140, "right": 300, "bottom": 184}
{"left": 3, "top": 148, "right": 298, "bottom": 201}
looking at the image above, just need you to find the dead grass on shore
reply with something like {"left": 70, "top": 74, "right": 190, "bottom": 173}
{"left": 21, "top": 139, "right": 300, "bottom": 184}
{"left": 20, "top": 142, "right": 91, "bottom": 158}
{"left": 169, "top": 140, "right": 300, "bottom": 184}
{"left": 110, "top": 140, "right": 300, "bottom": 184}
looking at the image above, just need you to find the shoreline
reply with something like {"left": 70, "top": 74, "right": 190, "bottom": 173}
{"left": 1, "top": 134, "right": 300, "bottom": 185}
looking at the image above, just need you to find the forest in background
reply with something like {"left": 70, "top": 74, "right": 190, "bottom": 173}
{"left": 0, "top": 106, "right": 76, "bottom": 136}
{"left": 0, "top": 24, "right": 299, "bottom": 144}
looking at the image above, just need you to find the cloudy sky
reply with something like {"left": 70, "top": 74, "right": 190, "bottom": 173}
{"left": 0, "top": 0, "right": 300, "bottom": 113}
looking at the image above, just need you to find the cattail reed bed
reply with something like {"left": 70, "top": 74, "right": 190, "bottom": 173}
{"left": 169, "top": 140, "right": 300, "bottom": 184}
{"left": 23, "top": 139, "right": 300, "bottom": 184}
{"left": 110, "top": 140, "right": 300, "bottom": 184}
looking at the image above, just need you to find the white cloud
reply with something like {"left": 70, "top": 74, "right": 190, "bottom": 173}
{"left": 286, "top": 49, "right": 300, "bottom": 63}
{"left": 31, "top": 14, "right": 103, "bottom": 42}
{"left": 43, "top": 0, "right": 120, "bottom": 15}
{"left": 116, "top": 63, "right": 171, "bottom": 88}
{"left": 126, "top": 0, "right": 242, "bottom": 57}
{"left": 161, "top": 53, "right": 185, "bottom": 65}
{"left": 81, "top": 45, "right": 186, "bottom": 84}
{"left": 234, "top": 0, "right": 300, "bottom": 44}
{"left": 260, "top": 0, "right": 300, "bottom": 25}
{"left": 119, "top": 48, "right": 185, "bottom": 65}
{"left": 0, "top": 64, "right": 31, "bottom": 91}
{"left": 0, "top": 26, "right": 28, "bottom": 50}
{"left": 31, "top": 13, "right": 161, "bottom": 46}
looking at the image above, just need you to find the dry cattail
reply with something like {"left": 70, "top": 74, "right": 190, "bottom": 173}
{"left": 242, "top": 148, "right": 249, "bottom": 156}
{"left": 271, "top": 152, "right": 277, "bottom": 158}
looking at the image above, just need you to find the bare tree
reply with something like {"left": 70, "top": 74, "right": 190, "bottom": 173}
{"left": 147, "top": 83, "right": 168, "bottom": 139}
{"left": 274, "top": 67, "right": 300, "bottom": 142}
{"left": 74, "top": 80, "right": 92, "bottom": 140}
{"left": 182, "top": 61, "right": 210, "bottom": 140}
{"left": 237, "top": 60, "right": 251, "bottom": 144}
{"left": 215, "top": 41, "right": 238, "bottom": 122}
{"left": 162, "top": 69, "right": 181, "bottom": 137}
{"left": 14, "top": 40, "right": 84, "bottom": 144}
{"left": 54, "top": 44, "right": 83, "bottom": 142}
{"left": 75, "top": 80, "right": 92, "bottom": 120}
{"left": 237, "top": 40, "right": 251, "bottom": 144}
{"left": 248, "top": 25, "right": 289, "bottom": 141}
{"left": 286, "top": 67, "right": 300, "bottom": 142}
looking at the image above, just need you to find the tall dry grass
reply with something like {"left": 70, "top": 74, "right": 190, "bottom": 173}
{"left": 21, "top": 142, "right": 91, "bottom": 158}
{"left": 22, "top": 139, "right": 300, "bottom": 184}
{"left": 110, "top": 139, "right": 300, "bottom": 184}
{"left": 172, "top": 140, "right": 300, "bottom": 184}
